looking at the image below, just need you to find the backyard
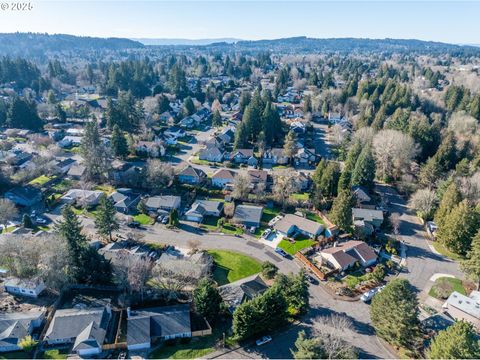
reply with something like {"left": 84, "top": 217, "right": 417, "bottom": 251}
{"left": 207, "top": 250, "right": 262, "bottom": 285}
{"left": 278, "top": 238, "right": 316, "bottom": 255}
{"left": 429, "top": 277, "right": 466, "bottom": 300}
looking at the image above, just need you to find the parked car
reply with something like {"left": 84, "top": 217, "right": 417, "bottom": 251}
{"left": 162, "top": 216, "right": 169, "bottom": 224}
{"left": 360, "top": 289, "right": 377, "bottom": 302}
{"left": 127, "top": 221, "right": 141, "bottom": 228}
{"left": 262, "top": 228, "right": 272, "bottom": 238}
{"left": 35, "top": 217, "right": 48, "bottom": 224}
{"left": 157, "top": 215, "right": 165, "bottom": 222}
{"left": 306, "top": 274, "right": 318, "bottom": 285}
{"left": 256, "top": 335, "right": 272, "bottom": 346}
{"left": 275, "top": 247, "right": 288, "bottom": 258}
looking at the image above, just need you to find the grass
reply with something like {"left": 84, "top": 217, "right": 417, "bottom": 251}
{"left": 261, "top": 206, "right": 281, "bottom": 224}
{"left": 429, "top": 277, "right": 466, "bottom": 299}
{"left": 133, "top": 213, "right": 155, "bottom": 225}
{"left": 95, "top": 184, "right": 116, "bottom": 195}
{"left": 305, "top": 212, "right": 325, "bottom": 225}
{"left": 201, "top": 217, "right": 244, "bottom": 235}
{"left": 39, "top": 349, "right": 68, "bottom": 359}
{"left": 51, "top": 179, "right": 73, "bottom": 193}
{"left": 343, "top": 272, "right": 369, "bottom": 288}
{"left": 432, "top": 241, "right": 464, "bottom": 261}
{"left": 278, "top": 238, "right": 316, "bottom": 255}
{"left": 208, "top": 250, "right": 262, "bottom": 285}
{"left": 29, "top": 174, "right": 55, "bottom": 186}
{"left": 291, "top": 193, "right": 309, "bottom": 201}
{"left": 1, "top": 226, "right": 16, "bottom": 234}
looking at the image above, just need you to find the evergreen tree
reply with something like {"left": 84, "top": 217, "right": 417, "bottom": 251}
{"left": 283, "top": 130, "right": 298, "bottom": 164}
{"left": 329, "top": 190, "right": 355, "bottom": 231}
{"left": 168, "top": 208, "right": 179, "bottom": 227}
{"left": 262, "top": 101, "right": 282, "bottom": 146}
{"left": 55, "top": 104, "right": 67, "bottom": 123}
{"left": 461, "top": 230, "right": 480, "bottom": 290}
{"left": 80, "top": 121, "right": 110, "bottom": 182}
{"left": 427, "top": 321, "right": 480, "bottom": 359}
{"left": 212, "top": 109, "right": 222, "bottom": 127}
{"left": 370, "top": 279, "right": 420, "bottom": 350}
{"left": 183, "top": 96, "right": 196, "bottom": 116}
{"left": 338, "top": 141, "right": 363, "bottom": 192}
{"left": 234, "top": 122, "right": 249, "bottom": 149}
{"left": 157, "top": 95, "right": 171, "bottom": 114}
{"left": 261, "top": 261, "right": 278, "bottom": 279}
{"left": 110, "top": 124, "right": 128, "bottom": 159}
{"left": 437, "top": 199, "right": 480, "bottom": 256}
{"left": 22, "top": 214, "right": 33, "bottom": 229}
{"left": 193, "top": 278, "right": 223, "bottom": 323}
{"left": 6, "top": 97, "right": 42, "bottom": 131}
{"left": 94, "top": 197, "right": 119, "bottom": 241}
{"left": 292, "top": 331, "right": 325, "bottom": 359}
{"left": 435, "top": 182, "right": 462, "bottom": 227}
{"left": 276, "top": 271, "right": 309, "bottom": 315}
{"left": 351, "top": 146, "right": 376, "bottom": 189}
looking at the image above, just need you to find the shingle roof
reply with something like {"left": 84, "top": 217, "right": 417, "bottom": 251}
{"left": 179, "top": 165, "right": 206, "bottom": 178}
{"left": 145, "top": 195, "right": 181, "bottom": 209}
{"left": 273, "top": 214, "right": 323, "bottom": 236}
{"left": 233, "top": 205, "right": 263, "bottom": 225}
{"left": 212, "top": 168, "right": 236, "bottom": 180}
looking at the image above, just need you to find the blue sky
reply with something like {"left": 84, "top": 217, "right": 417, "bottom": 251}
{"left": 0, "top": 1, "right": 478, "bottom": 44}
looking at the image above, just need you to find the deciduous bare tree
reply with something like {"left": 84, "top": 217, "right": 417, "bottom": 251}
{"left": 0, "top": 199, "right": 18, "bottom": 231}
{"left": 145, "top": 159, "right": 175, "bottom": 193}
{"left": 272, "top": 171, "right": 300, "bottom": 209}
{"left": 408, "top": 188, "right": 436, "bottom": 220}
{"left": 232, "top": 174, "right": 250, "bottom": 200}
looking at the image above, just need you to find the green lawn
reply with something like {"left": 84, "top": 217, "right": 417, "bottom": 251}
{"left": 291, "top": 193, "right": 309, "bottom": 201}
{"left": 305, "top": 212, "right": 325, "bottom": 225}
{"left": 28, "top": 174, "right": 54, "bottom": 186}
{"left": 149, "top": 337, "right": 216, "bottom": 359}
{"left": 1, "top": 226, "right": 16, "bottom": 234}
{"left": 432, "top": 241, "right": 464, "bottom": 261}
{"left": 95, "top": 184, "right": 116, "bottom": 195}
{"left": 133, "top": 214, "right": 155, "bottom": 225}
{"left": 429, "top": 277, "right": 466, "bottom": 299}
{"left": 278, "top": 238, "right": 316, "bottom": 255}
{"left": 39, "top": 349, "right": 69, "bottom": 359}
{"left": 208, "top": 250, "right": 262, "bottom": 285}
{"left": 261, "top": 207, "right": 281, "bottom": 224}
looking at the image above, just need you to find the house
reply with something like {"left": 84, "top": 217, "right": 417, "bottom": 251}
{"left": 4, "top": 186, "right": 42, "bottom": 207}
{"left": 99, "top": 240, "right": 154, "bottom": 264}
{"left": 66, "top": 163, "right": 86, "bottom": 180}
{"left": 145, "top": 195, "right": 181, "bottom": 214}
{"left": 294, "top": 148, "right": 317, "bottom": 166}
{"left": 233, "top": 205, "right": 263, "bottom": 228}
{"left": 247, "top": 169, "right": 268, "bottom": 189}
{"left": 136, "top": 141, "right": 165, "bottom": 158}
{"left": 108, "top": 188, "right": 141, "bottom": 214}
{"left": 61, "top": 189, "right": 105, "bottom": 207}
{"left": 44, "top": 306, "right": 112, "bottom": 356}
{"left": 231, "top": 149, "right": 254, "bottom": 164}
{"left": 352, "top": 186, "right": 372, "bottom": 206}
{"left": 263, "top": 148, "right": 289, "bottom": 165}
{"left": 247, "top": 156, "right": 259, "bottom": 167}
{"left": 58, "top": 136, "right": 82, "bottom": 148}
{"left": 352, "top": 208, "right": 384, "bottom": 236}
{"left": 159, "top": 111, "right": 176, "bottom": 124}
{"left": 319, "top": 240, "right": 377, "bottom": 271}
{"left": 443, "top": 291, "right": 480, "bottom": 330}
{"left": 185, "top": 200, "right": 224, "bottom": 223}
{"left": 218, "top": 127, "right": 235, "bottom": 144}
{"left": 177, "top": 166, "right": 207, "bottom": 185}
{"left": 3, "top": 278, "right": 46, "bottom": 298}
{"left": 164, "top": 127, "right": 185, "bottom": 139}
{"left": 127, "top": 305, "right": 192, "bottom": 351}
{"left": 297, "top": 172, "right": 311, "bottom": 191}
{"left": 211, "top": 169, "right": 236, "bottom": 188}
{"left": 198, "top": 147, "right": 224, "bottom": 163}
{"left": 204, "top": 136, "right": 225, "bottom": 150}
{"left": 0, "top": 309, "right": 45, "bottom": 353}
{"left": 273, "top": 214, "right": 324, "bottom": 239}
{"left": 54, "top": 158, "right": 77, "bottom": 174}
{"left": 219, "top": 275, "right": 268, "bottom": 312}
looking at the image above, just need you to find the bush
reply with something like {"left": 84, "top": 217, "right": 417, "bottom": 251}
{"left": 262, "top": 261, "right": 279, "bottom": 279}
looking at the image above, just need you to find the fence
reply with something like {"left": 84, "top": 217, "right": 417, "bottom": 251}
{"left": 295, "top": 252, "right": 327, "bottom": 280}
{"left": 102, "top": 342, "right": 127, "bottom": 351}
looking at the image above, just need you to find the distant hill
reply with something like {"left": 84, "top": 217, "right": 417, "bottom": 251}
{"left": 133, "top": 38, "right": 241, "bottom": 46}
{"left": 0, "top": 33, "right": 144, "bottom": 57}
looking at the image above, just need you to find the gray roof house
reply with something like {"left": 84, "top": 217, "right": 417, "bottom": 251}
{"left": 198, "top": 147, "right": 225, "bottom": 163}
{"left": 185, "top": 200, "right": 224, "bottom": 223}
{"left": 0, "top": 309, "right": 45, "bottom": 353}
{"left": 231, "top": 149, "right": 254, "bottom": 164}
{"left": 3, "top": 278, "right": 46, "bottom": 298}
{"left": 44, "top": 306, "right": 112, "bottom": 356}
{"left": 61, "top": 189, "right": 105, "bottom": 208}
{"left": 273, "top": 214, "right": 324, "bottom": 238}
{"left": 4, "top": 186, "right": 42, "bottom": 207}
{"left": 211, "top": 168, "right": 236, "bottom": 188}
{"left": 145, "top": 195, "right": 181, "bottom": 213}
{"left": 352, "top": 208, "right": 384, "bottom": 236}
{"left": 219, "top": 275, "right": 268, "bottom": 312}
{"left": 108, "top": 188, "right": 141, "bottom": 214}
{"left": 177, "top": 166, "right": 207, "bottom": 185}
{"left": 127, "top": 305, "right": 192, "bottom": 351}
{"left": 233, "top": 205, "right": 264, "bottom": 228}
{"left": 443, "top": 291, "right": 480, "bottom": 330}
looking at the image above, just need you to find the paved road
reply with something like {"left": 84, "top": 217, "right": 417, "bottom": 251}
{"left": 311, "top": 121, "right": 332, "bottom": 159}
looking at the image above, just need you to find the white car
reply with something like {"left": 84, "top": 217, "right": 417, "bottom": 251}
{"left": 35, "top": 217, "right": 48, "bottom": 225}
{"left": 256, "top": 335, "right": 272, "bottom": 346}
{"left": 361, "top": 285, "right": 386, "bottom": 302}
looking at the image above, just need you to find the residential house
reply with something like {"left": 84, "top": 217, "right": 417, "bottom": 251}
{"left": 185, "top": 200, "right": 224, "bottom": 223}
{"left": 294, "top": 148, "right": 317, "bottom": 166}
{"left": 231, "top": 149, "right": 254, "bottom": 164}
{"left": 145, "top": 195, "right": 181, "bottom": 214}
{"left": 58, "top": 136, "right": 82, "bottom": 148}
{"left": 262, "top": 148, "right": 288, "bottom": 166}
{"left": 44, "top": 306, "right": 112, "bottom": 356}
{"left": 0, "top": 309, "right": 45, "bottom": 353}
{"left": 177, "top": 166, "right": 207, "bottom": 185}
{"left": 352, "top": 208, "right": 384, "bottom": 236}
{"left": 233, "top": 205, "right": 264, "bottom": 228}
{"left": 198, "top": 147, "right": 225, "bottom": 163}
{"left": 211, "top": 169, "right": 236, "bottom": 188}
{"left": 61, "top": 189, "right": 105, "bottom": 207}
{"left": 204, "top": 136, "right": 225, "bottom": 150}
{"left": 219, "top": 275, "right": 268, "bottom": 312}
{"left": 164, "top": 127, "right": 185, "bottom": 139}
{"left": 3, "top": 278, "right": 46, "bottom": 298}
{"left": 443, "top": 291, "right": 480, "bottom": 330}
{"left": 319, "top": 240, "right": 377, "bottom": 271}
{"left": 352, "top": 186, "right": 372, "bottom": 207}
{"left": 273, "top": 214, "right": 324, "bottom": 239}
{"left": 218, "top": 127, "right": 235, "bottom": 144}
{"left": 297, "top": 172, "right": 311, "bottom": 191}
{"left": 159, "top": 111, "right": 176, "bottom": 124}
{"left": 54, "top": 158, "right": 77, "bottom": 174}
{"left": 136, "top": 141, "right": 165, "bottom": 158}
{"left": 4, "top": 186, "right": 42, "bottom": 207}
{"left": 67, "top": 164, "right": 86, "bottom": 180}
{"left": 247, "top": 169, "right": 268, "bottom": 189}
{"left": 127, "top": 305, "right": 192, "bottom": 351}
{"left": 108, "top": 188, "right": 141, "bottom": 214}
{"left": 99, "top": 240, "right": 155, "bottom": 265}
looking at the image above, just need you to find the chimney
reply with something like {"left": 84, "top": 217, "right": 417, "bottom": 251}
{"left": 127, "top": 307, "right": 131, "bottom": 318}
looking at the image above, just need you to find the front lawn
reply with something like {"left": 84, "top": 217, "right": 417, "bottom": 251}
{"left": 429, "top": 277, "right": 466, "bottom": 300}
{"left": 291, "top": 193, "right": 309, "bottom": 201}
{"left": 208, "top": 250, "right": 262, "bottom": 285}
{"left": 133, "top": 213, "right": 155, "bottom": 225}
{"left": 278, "top": 238, "right": 316, "bottom": 255}
{"left": 29, "top": 174, "right": 54, "bottom": 186}
{"left": 95, "top": 184, "right": 116, "bottom": 195}
{"left": 432, "top": 241, "right": 464, "bottom": 261}
{"left": 39, "top": 349, "right": 68, "bottom": 359}
{"left": 149, "top": 337, "right": 215, "bottom": 359}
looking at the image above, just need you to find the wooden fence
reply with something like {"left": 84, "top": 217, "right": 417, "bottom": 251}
{"left": 295, "top": 252, "right": 327, "bottom": 280}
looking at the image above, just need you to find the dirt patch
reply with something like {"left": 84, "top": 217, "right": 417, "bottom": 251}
{"left": 0, "top": 287, "right": 56, "bottom": 313}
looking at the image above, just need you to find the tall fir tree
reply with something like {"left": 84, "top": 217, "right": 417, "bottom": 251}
{"left": 461, "top": 230, "right": 480, "bottom": 289}
{"left": 351, "top": 146, "right": 376, "bottom": 189}
{"left": 329, "top": 190, "right": 355, "bottom": 231}
{"left": 110, "top": 124, "right": 128, "bottom": 159}
{"left": 95, "top": 197, "right": 119, "bottom": 241}
{"left": 427, "top": 321, "right": 480, "bottom": 359}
